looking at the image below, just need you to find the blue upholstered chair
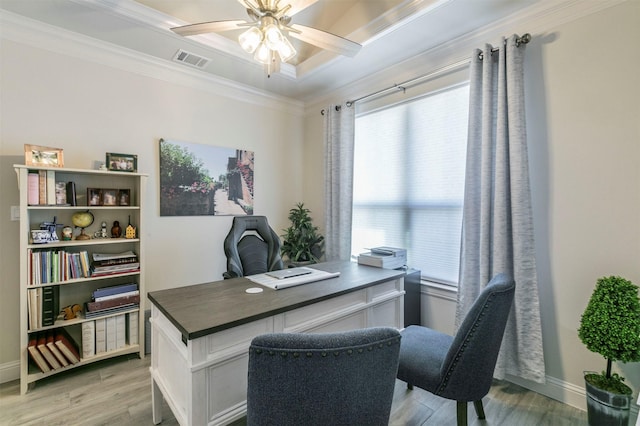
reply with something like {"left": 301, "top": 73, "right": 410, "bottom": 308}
{"left": 246, "top": 327, "right": 401, "bottom": 426}
{"left": 222, "top": 216, "right": 283, "bottom": 279}
{"left": 397, "top": 273, "right": 515, "bottom": 426}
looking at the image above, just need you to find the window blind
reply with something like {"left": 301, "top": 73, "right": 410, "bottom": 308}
{"left": 352, "top": 83, "right": 469, "bottom": 285}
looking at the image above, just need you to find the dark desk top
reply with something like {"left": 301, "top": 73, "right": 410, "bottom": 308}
{"left": 147, "top": 261, "right": 404, "bottom": 341}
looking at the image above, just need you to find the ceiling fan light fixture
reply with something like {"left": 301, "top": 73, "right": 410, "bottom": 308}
{"left": 277, "top": 36, "right": 296, "bottom": 63}
{"left": 239, "top": 27, "right": 263, "bottom": 53}
{"left": 254, "top": 42, "right": 272, "bottom": 65}
{"left": 263, "top": 23, "right": 283, "bottom": 50}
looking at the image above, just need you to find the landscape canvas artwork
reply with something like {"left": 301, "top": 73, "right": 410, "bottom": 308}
{"left": 159, "top": 139, "right": 254, "bottom": 216}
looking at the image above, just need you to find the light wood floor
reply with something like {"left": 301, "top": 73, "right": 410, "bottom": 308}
{"left": 0, "top": 354, "right": 587, "bottom": 425}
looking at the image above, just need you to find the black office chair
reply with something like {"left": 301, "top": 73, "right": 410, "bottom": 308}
{"left": 222, "top": 216, "right": 284, "bottom": 279}
{"left": 397, "top": 273, "right": 516, "bottom": 426}
{"left": 246, "top": 327, "right": 401, "bottom": 426}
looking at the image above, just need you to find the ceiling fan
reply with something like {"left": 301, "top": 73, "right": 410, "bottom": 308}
{"left": 170, "top": 0, "right": 362, "bottom": 76}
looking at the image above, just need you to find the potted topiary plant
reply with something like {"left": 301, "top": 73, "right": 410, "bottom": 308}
{"left": 280, "top": 203, "right": 324, "bottom": 266}
{"left": 578, "top": 275, "right": 640, "bottom": 426}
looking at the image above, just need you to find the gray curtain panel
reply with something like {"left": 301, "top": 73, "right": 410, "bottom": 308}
{"left": 457, "top": 35, "right": 546, "bottom": 383}
{"left": 323, "top": 104, "right": 355, "bottom": 262}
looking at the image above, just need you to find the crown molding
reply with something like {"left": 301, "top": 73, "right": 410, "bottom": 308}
{"left": 0, "top": 9, "right": 304, "bottom": 116}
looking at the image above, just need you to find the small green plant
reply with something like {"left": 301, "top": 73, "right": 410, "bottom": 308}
{"left": 281, "top": 203, "right": 324, "bottom": 264}
{"left": 578, "top": 275, "right": 640, "bottom": 395}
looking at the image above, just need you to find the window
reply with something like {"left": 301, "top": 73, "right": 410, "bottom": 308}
{"left": 351, "top": 83, "right": 469, "bottom": 285}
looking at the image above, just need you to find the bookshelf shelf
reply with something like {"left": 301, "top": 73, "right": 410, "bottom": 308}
{"left": 27, "top": 306, "right": 141, "bottom": 333}
{"left": 25, "top": 271, "right": 141, "bottom": 289}
{"left": 15, "top": 165, "right": 147, "bottom": 394}
{"left": 27, "top": 238, "right": 140, "bottom": 249}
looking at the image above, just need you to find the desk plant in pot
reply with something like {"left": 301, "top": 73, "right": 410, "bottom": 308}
{"left": 578, "top": 275, "right": 640, "bottom": 426}
{"left": 281, "top": 203, "right": 324, "bottom": 266}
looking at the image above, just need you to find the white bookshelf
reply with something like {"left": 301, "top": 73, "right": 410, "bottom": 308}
{"left": 14, "top": 165, "right": 147, "bottom": 394}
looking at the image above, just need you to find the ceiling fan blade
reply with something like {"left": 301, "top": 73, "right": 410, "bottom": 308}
{"left": 289, "top": 24, "right": 361, "bottom": 57}
{"left": 171, "top": 20, "right": 248, "bottom": 37}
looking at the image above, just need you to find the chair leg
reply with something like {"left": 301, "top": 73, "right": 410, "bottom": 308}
{"left": 473, "top": 400, "right": 486, "bottom": 419}
{"left": 407, "top": 383, "right": 414, "bottom": 390}
{"left": 456, "top": 401, "right": 468, "bottom": 426}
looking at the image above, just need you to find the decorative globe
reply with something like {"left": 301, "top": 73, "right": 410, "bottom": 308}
{"left": 71, "top": 211, "right": 94, "bottom": 240}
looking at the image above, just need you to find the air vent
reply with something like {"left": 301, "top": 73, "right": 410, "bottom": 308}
{"left": 173, "top": 49, "right": 211, "bottom": 69}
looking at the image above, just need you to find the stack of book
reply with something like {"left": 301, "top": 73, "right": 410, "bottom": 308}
{"left": 90, "top": 251, "right": 139, "bottom": 277}
{"left": 27, "top": 329, "right": 80, "bottom": 373}
{"left": 84, "top": 283, "right": 139, "bottom": 319}
{"left": 357, "top": 246, "right": 407, "bottom": 269}
{"left": 28, "top": 249, "right": 91, "bottom": 284}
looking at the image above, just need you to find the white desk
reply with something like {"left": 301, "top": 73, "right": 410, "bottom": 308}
{"left": 147, "top": 261, "right": 405, "bottom": 426}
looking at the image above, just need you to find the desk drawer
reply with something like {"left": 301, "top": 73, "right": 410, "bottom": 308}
{"left": 369, "top": 277, "right": 404, "bottom": 301}
{"left": 284, "top": 289, "right": 367, "bottom": 329}
{"left": 201, "top": 317, "right": 274, "bottom": 364}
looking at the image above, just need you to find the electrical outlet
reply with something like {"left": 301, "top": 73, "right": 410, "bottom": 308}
{"left": 11, "top": 206, "right": 20, "bottom": 221}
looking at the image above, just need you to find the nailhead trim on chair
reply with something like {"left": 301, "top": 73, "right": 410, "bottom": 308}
{"left": 438, "top": 295, "right": 495, "bottom": 393}
{"left": 250, "top": 336, "right": 401, "bottom": 359}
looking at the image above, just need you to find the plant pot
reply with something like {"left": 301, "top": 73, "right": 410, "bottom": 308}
{"left": 585, "top": 372, "right": 632, "bottom": 426}
{"left": 286, "top": 260, "right": 314, "bottom": 268}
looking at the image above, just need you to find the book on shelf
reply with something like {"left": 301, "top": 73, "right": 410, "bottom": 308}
{"left": 83, "top": 303, "right": 138, "bottom": 319}
{"left": 90, "top": 263, "right": 140, "bottom": 277}
{"left": 92, "top": 283, "right": 138, "bottom": 300}
{"left": 92, "top": 251, "right": 137, "bottom": 262}
{"left": 81, "top": 321, "right": 95, "bottom": 358}
{"left": 46, "top": 331, "right": 69, "bottom": 367}
{"left": 38, "top": 170, "right": 46, "bottom": 205}
{"left": 92, "top": 256, "right": 139, "bottom": 267}
{"left": 66, "top": 181, "right": 77, "bottom": 206}
{"left": 54, "top": 328, "right": 81, "bottom": 364}
{"left": 27, "top": 172, "right": 39, "bottom": 205}
{"left": 116, "top": 314, "right": 126, "bottom": 349}
{"left": 105, "top": 316, "right": 116, "bottom": 352}
{"left": 28, "top": 335, "right": 51, "bottom": 373}
{"left": 95, "top": 318, "right": 106, "bottom": 354}
{"left": 27, "top": 288, "right": 41, "bottom": 330}
{"left": 94, "top": 289, "right": 139, "bottom": 302}
{"left": 127, "top": 312, "right": 139, "bottom": 346}
{"left": 45, "top": 171, "right": 56, "bottom": 205}
{"left": 41, "top": 285, "right": 59, "bottom": 327}
{"left": 86, "top": 293, "right": 140, "bottom": 312}
{"left": 37, "top": 333, "right": 61, "bottom": 370}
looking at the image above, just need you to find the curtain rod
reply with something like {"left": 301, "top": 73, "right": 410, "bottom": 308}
{"left": 321, "top": 33, "right": 531, "bottom": 114}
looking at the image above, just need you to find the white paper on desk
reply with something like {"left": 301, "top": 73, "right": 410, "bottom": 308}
{"left": 247, "top": 269, "right": 341, "bottom": 290}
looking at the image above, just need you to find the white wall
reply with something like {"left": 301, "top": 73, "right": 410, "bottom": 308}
{"left": 303, "top": 0, "right": 640, "bottom": 415}
{"left": 0, "top": 19, "right": 305, "bottom": 373}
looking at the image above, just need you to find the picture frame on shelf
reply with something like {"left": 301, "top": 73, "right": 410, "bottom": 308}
{"left": 102, "top": 189, "right": 117, "bottom": 206}
{"left": 88, "top": 188, "right": 102, "bottom": 206}
{"left": 118, "top": 189, "right": 131, "bottom": 206}
{"left": 24, "top": 144, "right": 64, "bottom": 168}
{"left": 106, "top": 152, "right": 137, "bottom": 172}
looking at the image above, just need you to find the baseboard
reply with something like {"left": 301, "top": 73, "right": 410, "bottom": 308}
{"left": 0, "top": 360, "right": 20, "bottom": 384}
{"left": 506, "top": 373, "right": 639, "bottom": 422}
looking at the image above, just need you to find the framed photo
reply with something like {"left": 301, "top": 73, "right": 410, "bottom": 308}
{"left": 106, "top": 152, "right": 137, "bottom": 172}
{"left": 102, "top": 189, "right": 117, "bottom": 206}
{"left": 117, "top": 189, "right": 131, "bottom": 206}
{"left": 87, "top": 188, "right": 102, "bottom": 206}
{"left": 24, "top": 144, "right": 64, "bottom": 168}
